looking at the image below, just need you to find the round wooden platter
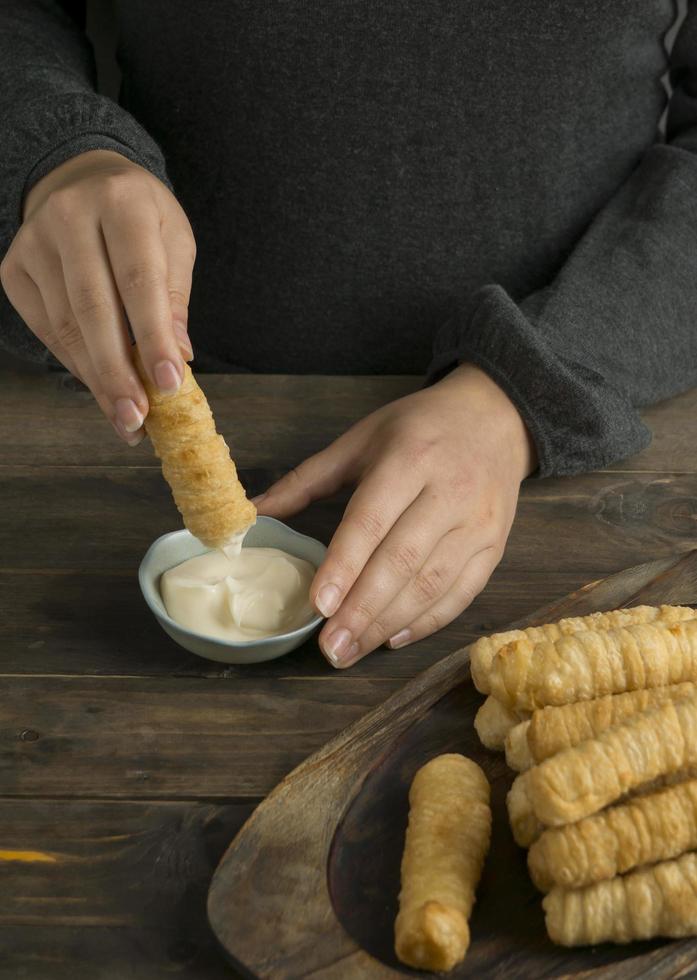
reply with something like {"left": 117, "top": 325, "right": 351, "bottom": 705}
{"left": 208, "top": 550, "right": 697, "bottom": 979}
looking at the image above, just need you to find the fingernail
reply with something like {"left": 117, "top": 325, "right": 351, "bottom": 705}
{"left": 315, "top": 583, "right": 342, "bottom": 618}
{"left": 153, "top": 359, "right": 182, "bottom": 394}
{"left": 125, "top": 431, "right": 145, "bottom": 448}
{"left": 338, "top": 642, "right": 361, "bottom": 669}
{"left": 388, "top": 628, "right": 412, "bottom": 650}
{"left": 112, "top": 419, "right": 144, "bottom": 447}
{"left": 322, "top": 627, "right": 353, "bottom": 666}
{"left": 114, "top": 397, "right": 144, "bottom": 434}
{"left": 251, "top": 493, "right": 267, "bottom": 506}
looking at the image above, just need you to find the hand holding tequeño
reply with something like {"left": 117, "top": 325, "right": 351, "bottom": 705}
{"left": 0, "top": 149, "right": 196, "bottom": 445}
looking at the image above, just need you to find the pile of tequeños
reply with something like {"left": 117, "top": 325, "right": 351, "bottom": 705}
{"left": 472, "top": 603, "right": 697, "bottom": 947}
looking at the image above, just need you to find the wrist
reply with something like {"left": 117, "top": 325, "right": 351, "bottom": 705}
{"left": 439, "top": 362, "right": 538, "bottom": 480}
{"left": 23, "top": 149, "right": 141, "bottom": 221}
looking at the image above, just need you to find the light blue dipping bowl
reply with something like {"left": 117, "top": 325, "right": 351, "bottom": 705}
{"left": 138, "top": 516, "right": 327, "bottom": 664}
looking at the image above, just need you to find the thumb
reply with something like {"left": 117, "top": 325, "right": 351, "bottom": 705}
{"left": 254, "top": 437, "right": 357, "bottom": 519}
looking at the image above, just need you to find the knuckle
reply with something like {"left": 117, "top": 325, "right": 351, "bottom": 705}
{"left": 385, "top": 541, "right": 421, "bottom": 578}
{"left": 46, "top": 188, "right": 79, "bottom": 222}
{"left": 119, "top": 261, "right": 166, "bottom": 295}
{"left": 93, "top": 361, "right": 127, "bottom": 388}
{"left": 449, "top": 471, "right": 475, "bottom": 500}
{"left": 368, "top": 615, "right": 389, "bottom": 641}
{"left": 101, "top": 172, "right": 135, "bottom": 207}
{"left": 399, "top": 436, "right": 437, "bottom": 470}
{"left": 352, "top": 509, "right": 385, "bottom": 545}
{"left": 412, "top": 565, "right": 445, "bottom": 604}
{"left": 350, "top": 594, "right": 380, "bottom": 625}
{"left": 330, "top": 551, "right": 359, "bottom": 582}
{"left": 168, "top": 287, "right": 190, "bottom": 310}
{"left": 55, "top": 317, "right": 83, "bottom": 352}
{"left": 71, "top": 281, "right": 110, "bottom": 318}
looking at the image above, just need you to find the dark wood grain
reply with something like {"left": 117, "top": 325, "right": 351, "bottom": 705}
{"left": 3, "top": 467, "right": 697, "bottom": 575}
{"left": 0, "top": 370, "right": 417, "bottom": 470}
{"left": 0, "top": 568, "right": 590, "bottom": 678}
{"left": 208, "top": 552, "right": 697, "bottom": 979}
{"left": 1, "top": 467, "right": 696, "bottom": 683}
{"left": 3, "top": 369, "right": 697, "bottom": 473}
{"left": 0, "top": 799, "right": 253, "bottom": 980}
{"left": 0, "top": 676, "right": 395, "bottom": 799}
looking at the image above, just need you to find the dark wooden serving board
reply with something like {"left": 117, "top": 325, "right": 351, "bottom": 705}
{"left": 208, "top": 550, "right": 697, "bottom": 979}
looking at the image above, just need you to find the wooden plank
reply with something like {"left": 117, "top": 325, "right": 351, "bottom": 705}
{"left": 0, "top": 676, "right": 399, "bottom": 799}
{"left": 2, "top": 367, "right": 697, "bottom": 473}
{"left": 2, "top": 930, "right": 240, "bottom": 980}
{"left": 0, "top": 568, "right": 587, "bottom": 678}
{"left": 0, "top": 463, "right": 305, "bottom": 570}
{"left": 3, "top": 559, "right": 695, "bottom": 804}
{"left": 1, "top": 466, "right": 696, "bottom": 678}
{"left": 0, "top": 798, "right": 252, "bottom": 979}
{"left": 2, "top": 467, "right": 697, "bottom": 575}
{"left": 616, "top": 386, "right": 697, "bottom": 474}
{"left": 0, "top": 369, "right": 416, "bottom": 470}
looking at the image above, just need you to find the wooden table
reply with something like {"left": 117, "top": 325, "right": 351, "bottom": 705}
{"left": 2, "top": 363, "right": 697, "bottom": 979}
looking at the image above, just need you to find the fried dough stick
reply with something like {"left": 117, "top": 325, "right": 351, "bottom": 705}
{"left": 515, "top": 695, "right": 697, "bottom": 828}
{"left": 469, "top": 605, "right": 693, "bottom": 695}
{"left": 507, "top": 771, "right": 544, "bottom": 847}
{"left": 134, "top": 348, "right": 256, "bottom": 548}
{"left": 529, "top": 778, "right": 697, "bottom": 891}
{"left": 544, "top": 852, "right": 697, "bottom": 946}
{"left": 395, "top": 755, "right": 491, "bottom": 972}
{"left": 508, "top": 764, "right": 697, "bottom": 850}
{"left": 505, "top": 682, "right": 697, "bottom": 772}
{"left": 490, "top": 617, "right": 697, "bottom": 712}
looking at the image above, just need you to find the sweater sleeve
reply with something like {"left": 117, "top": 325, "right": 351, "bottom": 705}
{"left": 428, "top": 4, "right": 697, "bottom": 478}
{"left": 0, "top": 0, "right": 171, "bottom": 363}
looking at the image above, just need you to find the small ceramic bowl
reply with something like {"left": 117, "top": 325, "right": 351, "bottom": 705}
{"left": 138, "top": 516, "right": 327, "bottom": 664}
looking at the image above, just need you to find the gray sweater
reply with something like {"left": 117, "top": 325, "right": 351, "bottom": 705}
{"left": 1, "top": 0, "right": 696, "bottom": 476}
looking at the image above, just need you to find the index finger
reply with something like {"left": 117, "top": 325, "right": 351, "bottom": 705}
{"left": 101, "top": 202, "right": 185, "bottom": 393}
{"left": 311, "top": 461, "right": 423, "bottom": 621}
{"left": 318, "top": 488, "right": 457, "bottom": 661}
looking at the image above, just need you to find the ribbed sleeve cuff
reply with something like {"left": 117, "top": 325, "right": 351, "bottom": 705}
{"left": 426, "top": 284, "right": 651, "bottom": 478}
{"left": 25, "top": 132, "right": 172, "bottom": 202}
{"left": 1, "top": 91, "right": 171, "bottom": 241}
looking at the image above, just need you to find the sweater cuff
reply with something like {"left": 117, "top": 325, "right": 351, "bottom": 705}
{"left": 0, "top": 93, "right": 172, "bottom": 365}
{"left": 426, "top": 284, "right": 651, "bottom": 478}
{"left": 1, "top": 91, "right": 171, "bottom": 245}
{"left": 24, "top": 132, "right": 173, "bottom": 205}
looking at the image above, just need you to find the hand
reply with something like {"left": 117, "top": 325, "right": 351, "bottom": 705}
{"left": 255, "top": 364, "right": 537, "bottom": 668}
{"left": 0, "top": 149, "right": 196, "bottom": 445}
